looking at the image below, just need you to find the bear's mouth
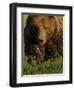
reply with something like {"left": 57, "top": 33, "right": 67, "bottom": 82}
{"left": 38, "top": 40, "right": 46, "bottom": 45}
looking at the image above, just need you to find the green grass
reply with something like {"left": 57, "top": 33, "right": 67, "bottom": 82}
{"left": 23, "top": 55, "right": 63, "bottom": 75}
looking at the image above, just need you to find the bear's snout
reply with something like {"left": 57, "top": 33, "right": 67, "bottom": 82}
{"left": 38, "top": 29, "right": 47, "bottom": 45}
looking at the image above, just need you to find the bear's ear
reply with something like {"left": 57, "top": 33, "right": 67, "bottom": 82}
{"left": 54, "top": 16, "right": 63, "bottom": 32}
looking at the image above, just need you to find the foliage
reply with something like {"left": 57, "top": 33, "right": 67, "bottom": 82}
{"left": 23, "top": 55, "right": 63, "bottom": 75}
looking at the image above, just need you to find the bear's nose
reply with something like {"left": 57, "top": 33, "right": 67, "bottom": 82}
{"left": 39, "top": 39, "right": 44, "bottom": 43}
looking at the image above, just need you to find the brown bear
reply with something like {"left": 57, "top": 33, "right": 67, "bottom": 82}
{"left": 24, "top": 15, "right": 63, "bottom": 64}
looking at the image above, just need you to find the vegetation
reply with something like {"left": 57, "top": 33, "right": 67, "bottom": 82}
{"left": 23, "top": 55, "right": 63, "bottom": 75}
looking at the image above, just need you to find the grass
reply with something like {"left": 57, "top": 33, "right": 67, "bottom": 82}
{"left": 23, "top": 55, "right": 63, "bottom": 75}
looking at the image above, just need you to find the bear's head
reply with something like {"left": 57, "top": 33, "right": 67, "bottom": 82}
{"left": 25, "top": 15, "right": 59, "bottom": 46}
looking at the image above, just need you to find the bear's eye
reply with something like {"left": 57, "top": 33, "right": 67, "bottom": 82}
{"left": 30, "top": 25, "right": 38, "bottom": 34}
